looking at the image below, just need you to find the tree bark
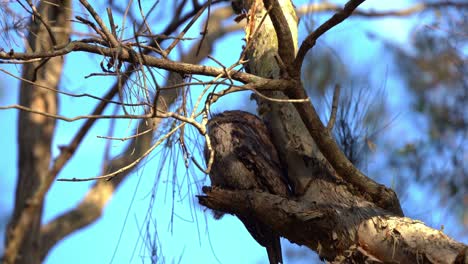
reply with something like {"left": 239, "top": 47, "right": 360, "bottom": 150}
{"left": 199, "top": 0, "right": 467, "bottom": 263}
{"left": 199, "top": 187, "right": 467, "bottom": 263}
{"left": 4, "top": 2, "right": 71, "bottom": 263}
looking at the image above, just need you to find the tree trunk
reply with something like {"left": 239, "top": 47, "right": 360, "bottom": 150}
{"left": 4, "top": 1, "right": 71, "bottom": 263}
{"left": 199, "top": 1, "right": 467, "bottom": 263}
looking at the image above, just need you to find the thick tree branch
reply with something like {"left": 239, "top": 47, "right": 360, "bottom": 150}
{"left": 284, "top": 82, "right": 403, "bottom": 215}
{"left": 199, "top": 187, "right": 466, "bottom": 263}
{"left": 3, "top": 1, "right": 72, "bottom": 263}
{"left": 262, "top": 0, "right": 296, "bottom": 68}
{"left": 258, "top": 0, "right": 404, "bottom": 215}
{"left": 0, "top": 41, "right": 297, "bottom": 88}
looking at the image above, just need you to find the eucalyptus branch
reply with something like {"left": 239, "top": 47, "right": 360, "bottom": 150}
{"left": 0, "top": 41, "right": 290, "bottom": 85}
{"left": 262, "top": 0, "right": 296, "bottom": 69}
{"left": 294, "top": 0, "right": 365, "bottom": 75}
{"left": 285, "top": 82, "right": 403, "bottom": 216}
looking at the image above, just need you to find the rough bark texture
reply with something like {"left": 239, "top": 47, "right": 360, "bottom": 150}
{"left": 199, "top": 1, "right": 466, "bottom": 263}
{"left": 240, "top": 0, "right": 327, "bottom": 197}
{"left": 2, "top": 1, "right": 466, "bottom": 263}
{"left": 199, "top": 187, "right": 467, "bottom": 263}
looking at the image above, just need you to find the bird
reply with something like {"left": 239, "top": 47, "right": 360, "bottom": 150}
{"left": 205, "top": 110, "right": 289, "bottom": 264}
{"left": 231, "top": 0, "right": 253, "bottom": 15}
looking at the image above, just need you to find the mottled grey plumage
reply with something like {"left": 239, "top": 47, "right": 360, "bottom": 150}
{"left": 205, "top": 110, "right": 289, "bottom": 264}
{"left": 231, "top": 0, "right": 253, "bottom": 14}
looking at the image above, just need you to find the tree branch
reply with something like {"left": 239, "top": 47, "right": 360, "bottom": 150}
{"left": 0, "top": 40, "right": 297, "bottom": 88}
{"left": 326, "top": 84, "right": 340, "bottom": 131}
{"left": 199, "top": 187, "right": 466, "bottom": 263}
{"left": 294, "top": 0, "right": 365, "bottom": 76}
{"left": 284, "top": 82, "right": 403, "bottom": 216}
{"left": 3, "top": 1, "right": 72, "bottom": 263}
{"left": 35, "top": 5, "right": 243, "bottom": 257}
{"left": 296, "top": 1, "right": 468, "bottom": 18}
{"left": 262, "top": 0, "right": 296, "bottom": 69}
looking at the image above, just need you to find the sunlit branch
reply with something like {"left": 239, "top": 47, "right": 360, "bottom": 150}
{"left": 96, "top": 126, "right": 153, "bottom": 141}
{"left": 262, "top": 0, "right": 296, "bottom": 68}
{"left": 0, "top": 40, "right": 281, "bottom": 85}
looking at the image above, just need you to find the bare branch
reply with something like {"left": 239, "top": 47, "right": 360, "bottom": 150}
{"left": 79, "top": 0, "right": 120, "bottom": 48}
{"left": 0, "top": 104, "right": 152, "bottom": 121}
{"left": 262, "top": 0, "right": 296, "bottom": 71}
{"left": 326, "top": 84, "right": 341, "bottom": 131}
{"left": 284, "top": 81, "right": 403, "bottom": 216}
{"left": 0, "top": 40, "right": 296, "bottom": 87}
{"left": 296, "top": 1, "right": 468, "bottom": 18}
{"left": 294, "top": 0, "right": 365, "bottom": 75}
{"left": 57, "top": 122, "right": 183, "bottom": 182}
{"left": 199, "top": 187, "right": 465, "bottom": 263}
{"left": 34, "top": 4, "right": 240, "bottom": 256}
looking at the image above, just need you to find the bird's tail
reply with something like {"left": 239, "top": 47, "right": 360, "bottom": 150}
{"left": 239, "top": 215, "right": 284, "bottom": 264}
{"left": 266, "top": 235, "right": 283, "bottom": 264}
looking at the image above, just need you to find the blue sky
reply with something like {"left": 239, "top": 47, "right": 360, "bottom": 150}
{"left": 0, "top": 1, "right": 465, "bottom": 263}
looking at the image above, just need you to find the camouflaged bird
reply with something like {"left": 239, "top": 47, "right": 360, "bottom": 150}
{"left": 205, "top": 110, "right": 289, "bottom": 264}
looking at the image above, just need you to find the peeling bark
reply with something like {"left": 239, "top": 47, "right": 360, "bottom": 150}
{"left": 198, "top": 1, "right": 465, "bottom": 263}
{"left": 199, "top": 187, "right": 467, "bottom": 263}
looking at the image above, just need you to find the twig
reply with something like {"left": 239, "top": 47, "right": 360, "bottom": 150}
{"left": 209, "top": 83, "right": 308, "bottom": 104}
{"left": 327, "top": 84, "right": 341, "bottom": 131}
{"left": 296, "top": 2, "right": 468, "bottom": 18}
{"left": 79, "top": 0, "right": 120, "bottom": 48}
{"left": 196, "top": 0, "right": 212, "bottom": 56}
{"left": 75, "top": 16, "right": 108, "bottom": 45}
{"left": 57, "top": 122, "right": 184, "bottom": 182}
{"left": 0, "top": 69, "right": 148, "bottom": 107}
{"left": 0, "top": 104, "right": 152, "bottom": 122}
{"left": 96, "top": 126, "right": 153, "bottom": 141}
{"left": 165, "top": 1, "right": 208, "bottom": 55}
